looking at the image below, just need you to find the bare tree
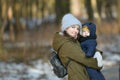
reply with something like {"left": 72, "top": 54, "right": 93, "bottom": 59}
{"left": 96, "top": 0, "right": 102, "bottom": 17}
{"left": 0, "top": 0, "right": 3, "bottom": 54}
{"left": 41, "top": 0, "right": 46, "bottom": 23}
{"left": 117, "top": 0, "right": 120, "bottom": 33}
{"left": 104, "top": 0, "right": 114, "bottom": 20}
{"left": 21, "top": 0, "right": 27, "bottom": 30}
{"left": 55, "top": 0, "right": 70, "bottom": 23}
{"left": 91, "top": 0, "right": 102, "bottom": 34}
{"left": 1, "top": 0, "right": 7, "bottom": 41}
{"left": 7, "top": 0, "right": 15, "bottom": 41}
{"left": 14, "top": 0, "right": 21, "bottom": 34}
{"left": 8, "top": 6, "right": 15, "bottom": 41}
{"left": 84, "top": 0, "right": 94, "bottom": 20}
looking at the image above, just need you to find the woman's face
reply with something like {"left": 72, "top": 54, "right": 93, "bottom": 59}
{"left": 65, "top": 25, "right": 80, "bottom": 39}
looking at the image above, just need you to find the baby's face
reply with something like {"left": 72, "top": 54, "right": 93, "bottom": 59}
{"left": 82, "top": 30, "right": 90, "bottom": 37}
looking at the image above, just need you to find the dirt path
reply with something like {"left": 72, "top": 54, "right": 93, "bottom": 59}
{"left": 102, "top": 64, "right": 119, "bottom": 80}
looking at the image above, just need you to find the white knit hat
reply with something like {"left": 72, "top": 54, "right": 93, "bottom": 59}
{"left": 61, "top": 13, "right": 82, "bottom": 32}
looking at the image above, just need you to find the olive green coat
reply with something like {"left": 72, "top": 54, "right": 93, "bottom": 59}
{"left": 52, "top": 32, "right": 101, "bottom": 80}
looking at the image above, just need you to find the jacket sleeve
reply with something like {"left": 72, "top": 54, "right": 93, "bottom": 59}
{"left": 60, "top": 42, "right": 101, "bottom": 70}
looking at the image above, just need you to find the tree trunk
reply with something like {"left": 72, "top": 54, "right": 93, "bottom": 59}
{"left": 70, "top": 0, "right": 81, "bottom": 16}
{"left": 14, "top": 0, "right": 21, "bottom": 34}
{"left": 55, "top": 0, "right": 70, "bottom": 24}
{"left": 91, "top": 0, "right": 102, "bottom": 34}
{"left": 117, "top": 0, "right": 120, "bottom": 33}
{"left": 21, "top": 0, "right": 27, "bottom": 30}
{"left": 31, "top": 2, "right": 37, "bottom": 18}
{"left": 84, "top": 0, "right": 94, "bottom": 20}
{"left": 0, "top": 0, "right": 7, "bottom": 53}
{"left": 96, "top": 0, "right": 102, "bottom": 17}
{"left": 41, "top": 0, "right": 45, "bottom": 23}
{"left": 0, "top": 0, "right": 3, "bottom": 54}
{"left": 8, "top": 6, "right": 15, "bottom": 41}
{"left": 1, "top": 0, "right": 7, "bottom": 41}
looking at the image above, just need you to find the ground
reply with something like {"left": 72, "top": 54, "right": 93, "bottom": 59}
{"left": 1, "top": 22, "right": 120, "bottom": 80}
{"left": 103, "top": 64, "right": 119, "bottom": 80}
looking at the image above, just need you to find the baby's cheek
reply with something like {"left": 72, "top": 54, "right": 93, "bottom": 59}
{"left": 87, "top": 33, "right": 90, "bottom": 36}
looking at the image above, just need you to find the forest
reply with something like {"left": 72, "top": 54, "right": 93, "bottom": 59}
{"left": 0, "top": 0, "right": 120, "bottom": 80}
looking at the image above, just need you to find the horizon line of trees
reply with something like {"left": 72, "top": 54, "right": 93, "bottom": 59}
{"left": 0, "top": 0, "right": 120, "bottom": 42}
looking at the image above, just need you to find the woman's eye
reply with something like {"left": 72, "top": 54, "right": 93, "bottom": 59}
{"left": 77, "top": 28, "right": 80, "bottom": 31}
{"left": 71, "top": 25, "right": 79, "bottom": 31}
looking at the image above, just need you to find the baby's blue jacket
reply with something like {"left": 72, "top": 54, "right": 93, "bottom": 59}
{"left": 80, "top": 22, "right": 105, "bottom": 80}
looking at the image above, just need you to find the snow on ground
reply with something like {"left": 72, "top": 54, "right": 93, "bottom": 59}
{"left": 0, "top": 36, "right": 120, "bottom": 80}
{"left": 103, "top": 52, "right": 120, "bottom": 67}
{"left": 96, "top": 35, "right": 120, "bottom": 66}
{"left": 0, "top": 60, "right": 66, "bottom": 80}
{"left": 0, "top": 53, "right": 119, "bottom": 80}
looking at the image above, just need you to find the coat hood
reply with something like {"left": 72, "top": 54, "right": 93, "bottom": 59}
{"left": 52, "top": 32, "right": 66, "bottom": 52}
{"left": 52, "top": 32, "right": 70, "bottom": 52}
{"left": 82, "top": 22, "right": 96, "bottom": 37}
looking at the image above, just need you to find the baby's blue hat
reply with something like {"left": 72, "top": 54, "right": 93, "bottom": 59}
{"left": 61, "top": 13, "right": 82, "bottom": 32}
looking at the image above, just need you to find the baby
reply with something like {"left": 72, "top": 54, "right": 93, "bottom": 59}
{"left": 79, "top": 22, "right": 105, "bottom": 80}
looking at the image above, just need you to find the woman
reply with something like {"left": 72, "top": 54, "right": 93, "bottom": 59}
{"left": 52, "top": 13, "right": 102, "bottom": 80}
